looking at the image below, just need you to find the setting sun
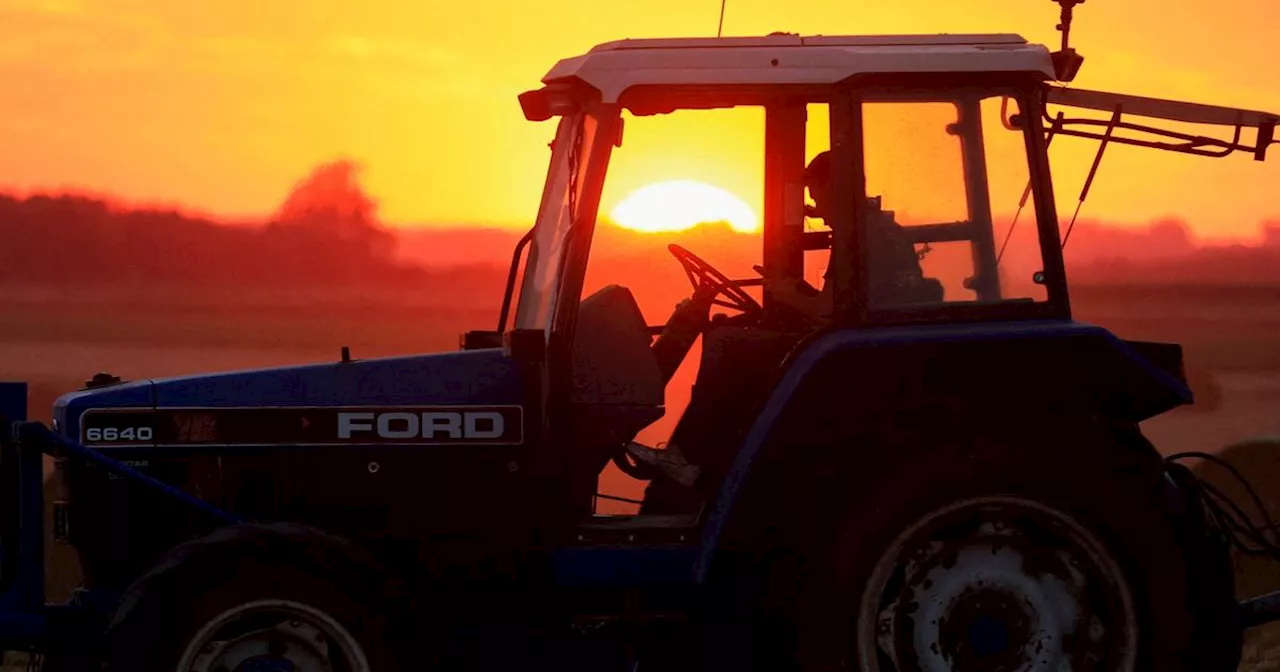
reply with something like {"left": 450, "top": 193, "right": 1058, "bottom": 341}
{"left": 608, "top": 180, "right": 759, "bottom": 233}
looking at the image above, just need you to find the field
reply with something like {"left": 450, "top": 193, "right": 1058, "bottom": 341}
{"left": 2, "top": 281, "right": 1279, "bottom": 668}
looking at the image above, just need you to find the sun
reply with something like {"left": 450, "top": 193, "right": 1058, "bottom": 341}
{"left": 608, "top": 180, "right": 758, "bottom": 233}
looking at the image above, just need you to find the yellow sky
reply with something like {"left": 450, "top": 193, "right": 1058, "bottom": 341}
{"left": 0, "top": 0, "right": 1276, "bottom": 239}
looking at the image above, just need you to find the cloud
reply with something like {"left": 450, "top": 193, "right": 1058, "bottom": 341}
{"left": 1086, "top": 47, "right": 1280, "bottom": 113}
{"left": 0, "top": 11, "right": 500, "bottom": 107}
{"left": 326, "top": 35, "right": 458, "bottom": 72}
{"left": 0, "top": 1, "right": 167, "bottom": 72}
{"left": 2, "top": 0, "right": 83, "bottom": 16}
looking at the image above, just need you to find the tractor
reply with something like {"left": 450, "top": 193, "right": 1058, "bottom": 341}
{"left": 2, "top": 2, "right": 1279, "bottom": 670}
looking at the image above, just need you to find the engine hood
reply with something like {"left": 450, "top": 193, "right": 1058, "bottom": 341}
{"left": 55, "top": 347, "right": 524, "bottom": 442}
{"left": 54, "top": 379, "right": 153, "bottom": 436}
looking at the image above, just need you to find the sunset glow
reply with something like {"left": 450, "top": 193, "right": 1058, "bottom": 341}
{"left": 608, "top": 181, "right": 758, "bottom": 233}
{"left": 0, "top": 1, "right": 1276, "bottom": 238}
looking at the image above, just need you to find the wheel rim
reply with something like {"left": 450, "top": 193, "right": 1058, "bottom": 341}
{"left": 857, "top": 495, "right": 1138, "bottom": 672}
{"left": 177, "top": 599, "right": 371, "bottom": 672}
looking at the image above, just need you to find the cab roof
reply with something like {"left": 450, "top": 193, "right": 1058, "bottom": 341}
{"left": 542, "top": 33, "right": 1057, "bottom": 102}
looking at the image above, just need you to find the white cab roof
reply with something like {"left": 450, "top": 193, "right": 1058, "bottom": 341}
{"left": 543, "top": 33, "right": 1057, "bottom": 102}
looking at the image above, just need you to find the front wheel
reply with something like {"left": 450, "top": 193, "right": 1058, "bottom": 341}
{"left": 102, "top": 523, "right": 413, "bottom": 672}
{"left": 798, "top": 423, "right": 1240, "bottom": 672}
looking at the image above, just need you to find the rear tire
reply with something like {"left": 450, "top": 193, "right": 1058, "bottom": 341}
{"left": 796, "top": 420, "right": 1240, "bottom": 672}
{"left": 102, "top": 523, "right": 414, "bottom": 672}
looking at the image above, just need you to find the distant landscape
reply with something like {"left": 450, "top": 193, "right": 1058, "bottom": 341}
{"left": 3, "top": 159, "right": 1277, "bottom": 444}
{"left": 3, "top": 159, "right": 1278, "bottom": 449}
{"left": 2, "top": 161, "right": 1279, "bottom": 655}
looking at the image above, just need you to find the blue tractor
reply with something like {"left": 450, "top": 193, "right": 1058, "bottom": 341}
{"left": 3, "top": 7, "right": 1280, "bottom": 671}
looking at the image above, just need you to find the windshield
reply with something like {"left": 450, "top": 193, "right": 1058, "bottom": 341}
{"left": 514, "top": 112, "right": 599, "bottom": 332}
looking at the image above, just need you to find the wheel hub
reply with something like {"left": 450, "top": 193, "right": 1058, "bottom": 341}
{"left": 179, "top": 599, "right": 371, "bottom": 672}
{"left": 236, "top": 656, "right": 296, "bottom": 672}
{"left": 940, "top": 586, "right": 1032, "bottom": 666}
{"left": 966, "top": 612, "right": 1013, "bottom": 657}
{"left": 860, "top": 496, "right": 1137, "bottom": 672}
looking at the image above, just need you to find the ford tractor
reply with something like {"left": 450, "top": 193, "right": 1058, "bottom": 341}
{"left": 3, "top": 2, "right": 1280, "bottom": 670}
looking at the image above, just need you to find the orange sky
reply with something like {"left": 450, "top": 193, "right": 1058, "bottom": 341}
{"left": 0, "top": 0, "right": 1276, "bottom": 239}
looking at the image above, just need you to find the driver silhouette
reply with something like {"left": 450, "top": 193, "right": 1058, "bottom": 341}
{"left": 761, "top": 150, "right": 943, "bottom": 316}
{"left": 624, "top": 153, "right": 840, "bottom": 496}
{"left": 625, "top": 152, "right": 840, "bottom": 494}
{"left": 757, "top": 151, "right": 841, "bottom": 320}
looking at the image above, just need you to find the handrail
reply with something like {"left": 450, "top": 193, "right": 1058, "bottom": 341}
{"left": 1048, "top": 87, "right": 1278, "bottom": 128}
{"left": 497, "top": 227, "right": 536, "bottom": 332}
{"left": 1045, "top": 86, "right": 1279, "bottom": 161}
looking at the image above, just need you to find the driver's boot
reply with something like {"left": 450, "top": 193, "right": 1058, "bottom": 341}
{"left": 625, "top": 441, "right": 701, "bottom": 488}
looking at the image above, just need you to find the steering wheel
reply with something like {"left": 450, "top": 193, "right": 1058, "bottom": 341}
{"left": 668, "top": 244, "right": 763, "bottom": 315}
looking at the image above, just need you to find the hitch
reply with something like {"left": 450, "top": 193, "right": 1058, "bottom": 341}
{"left": 1167, "top": 450, "right": 1280, "bottom": 629}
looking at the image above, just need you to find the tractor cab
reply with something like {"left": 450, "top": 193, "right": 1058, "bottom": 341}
{"left": 498, "top": 29, "right": 1278, "bottom": 525}
{"left": 504, "top": 33, "right": 1075, "bottom": 523}
{"left": 510, "top": 35, "right": 1068, "bottom": 336}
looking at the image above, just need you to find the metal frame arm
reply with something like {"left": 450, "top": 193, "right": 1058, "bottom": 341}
{"left": 1045, "top": 86, "right": 1279, "bottom": 160}
{"left": 14, "top": 421, "right": 242, "bottom": 526}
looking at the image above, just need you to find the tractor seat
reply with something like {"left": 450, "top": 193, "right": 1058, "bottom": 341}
{"left": 570, "top": 284, "right": 665, "bottom": 408}
{"left": 563, "top": 285, "right": 668, "bottom": 519}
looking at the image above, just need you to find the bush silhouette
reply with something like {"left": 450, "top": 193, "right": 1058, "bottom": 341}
{"left": 0, "top": 160, "right": 421, "bottom": 288}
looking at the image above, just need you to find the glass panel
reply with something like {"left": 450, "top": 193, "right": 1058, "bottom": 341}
{"left": 514, "top": 112, "right": 600, "bottom": 331}
{"left": 983, "top": 96, "right": 1049, "bottom": 302}
{"left": 916, "top": 240, "right": 978, "bottom": 302}
{"left": 858, "top": 92, "right": 1048, "bottom": 310}
{"left": 804, "top": 103, "right": 834, "bottom": 290}
{"left": 863, "top": 102, "right": 969, "bottom": 224}
{"left": 588, "top": 106, "right": 765, "bottom": 324}
{"left": 861, "top": 101, "right": 967, "bottom": 308}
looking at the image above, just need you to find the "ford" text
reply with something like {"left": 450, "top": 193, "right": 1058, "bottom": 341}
{"left": 337, "top": 411, "right": 506, "bottom": 441}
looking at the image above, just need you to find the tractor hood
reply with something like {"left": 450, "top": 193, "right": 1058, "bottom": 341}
{"left": 53, "top": 378, "right": 152, "bottom": 437}
{"left": 54, "top": 348, "right": 525, "bottom": 445}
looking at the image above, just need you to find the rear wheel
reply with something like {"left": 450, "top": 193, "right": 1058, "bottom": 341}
{"left": 797, "top": 422, "right": 1240, "bottom": 672}
{"left": 857, "top": 495, "right": 1137, "bottom": 670}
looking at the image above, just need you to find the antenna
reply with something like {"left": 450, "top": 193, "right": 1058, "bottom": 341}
{"left": 717, "top": 0, "right": 727, "bottom": 37}
{"left": 1053, "top": 0, "right": 1085, "bottom": 52}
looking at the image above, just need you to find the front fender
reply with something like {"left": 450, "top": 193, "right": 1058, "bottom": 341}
{"left": 693, "top": 318, "right": 1191, "bottom": 582}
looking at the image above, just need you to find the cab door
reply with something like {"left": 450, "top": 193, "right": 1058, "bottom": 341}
{"left": 505, "top": 100, "right": 624, "bottom": 530}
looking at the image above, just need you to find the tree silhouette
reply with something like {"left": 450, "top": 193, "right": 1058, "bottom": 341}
{"left": 1264, "top": 221, "right": 1280, "bottom": 248}
{"left": 0, "top": 159, "right": 431, "bottom": 287}
{"left": 271, "top": 159, "right": 395, "bottom": 260}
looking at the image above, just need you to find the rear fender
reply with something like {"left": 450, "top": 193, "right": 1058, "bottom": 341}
{"left": 693, "top": 319, "right": 1191, "bottom": 582}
